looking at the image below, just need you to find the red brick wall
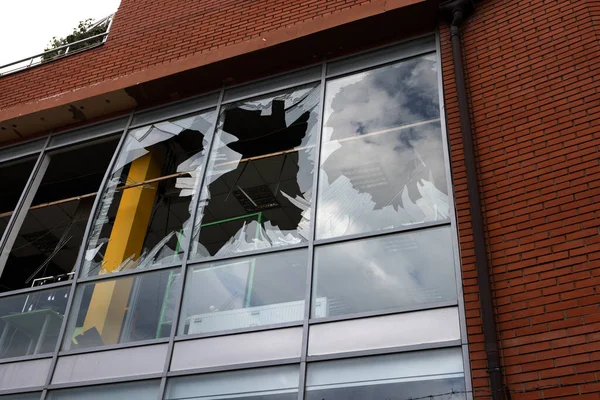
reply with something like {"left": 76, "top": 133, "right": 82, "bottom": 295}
{"left": 441, "top": 0, "right": 600, "bottom": 398}
{"left": 0, "top": 0, "right": 376, "bottom": 112}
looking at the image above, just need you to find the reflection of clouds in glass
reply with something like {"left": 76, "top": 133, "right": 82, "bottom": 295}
{"left": 317, "top": 55, "right": 448, "bottom": 239}
{"left": 313, "top": 227, "right": 457, "bottom": 317}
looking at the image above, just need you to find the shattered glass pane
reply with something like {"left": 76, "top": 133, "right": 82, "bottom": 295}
{"left": 190, "top": 84, "right": 320, "bottom": 259}
{"left": 82, "top": 110, "right": 216, "bottom": 277}
{"left": 316, "top": 54, "right": 449, "bottom": 239}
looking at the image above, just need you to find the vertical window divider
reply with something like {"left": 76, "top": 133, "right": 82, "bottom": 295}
{"left": 157, "top": 85, "right": 226, "bottom": 400}
{"left": 297, "top": 60, "right": 327, "bottom": 400}
{"left": 40, "top": 109, "right": 137, "bottom": 400}
{"left": 0, "top": 136, "right": 51, "bottom": 275}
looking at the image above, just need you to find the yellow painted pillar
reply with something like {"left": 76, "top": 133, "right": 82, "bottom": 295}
{"left": 82, "top": 150, "right": 163, "bottom": 345}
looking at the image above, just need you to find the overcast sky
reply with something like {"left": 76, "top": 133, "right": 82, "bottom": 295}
{"left": 0, "top": 0, "right": 121, "bottom": 67}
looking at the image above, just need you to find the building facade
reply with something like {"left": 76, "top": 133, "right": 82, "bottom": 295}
{"left": 0, "top": 1, "right": 598, "bottom": 399}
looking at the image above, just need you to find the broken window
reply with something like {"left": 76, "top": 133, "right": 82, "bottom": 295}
{"left": 0, "top": 156, "right": 37, "bottom": 241}
{"left": 81, "top": 110, "right": 216, "bottom": 277}
{"left": 316, "top": 54, "right": 449, "bottom": 239}
{"left": 190, "top": 84, "right": 321, "bottom": 259}
{"left": 63, "top": 268, "right": 181, "bottom": 350}
{"left": 0, "top": 138, "right": 119, "bottom": 292}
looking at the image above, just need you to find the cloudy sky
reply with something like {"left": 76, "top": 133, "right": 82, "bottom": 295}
{"left": 0, "top": 0, "right": 121, "bottom": 67}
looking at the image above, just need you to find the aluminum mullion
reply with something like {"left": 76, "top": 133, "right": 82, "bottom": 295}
{"left": 305, "top": 339, "right": 462, "bottom": 362}
{"left": 0, "top": 353, "right": 53, "bottom": 365}
{"left": 165, "top": 357, "right": 301, "bottom": 378}
{"left": 40, "top": 109, "right": 137, "bottom": 400}
{"left": 308, "top": 301, "right": 458, "bottom": 325}
{"left": 435, "top": 29, "right": 472, "bottom": 397}
{"left": 221, "top": 79, "right": 321, "bottom": 107}
{"left": 46, "top": 373, "right": 163, "bottom": 390}
{"left": 312, "top": 219, "right": 451, "bottom": 247}
{"left": 0, "top": 136, "right": 50, "bottom": 272}
{"left": 297, "top": 60, "right": 327, "bottom": 400}
{"left": 186, "top": 241, "right": 308, "bottom": 268}
{"left": 75, "top": 259, "right": 183, "bottom": 284}
{"left": 57, "top": 337, "right": 170, "bottom": 357}
{"left": 173, "top": 321, "right": 302, "bottom": 342}
{"left": 0, "top": 280, "right": 70, "bottom": 299}
{"left": 157, "top": 86, "right": 226, "bottom": 400}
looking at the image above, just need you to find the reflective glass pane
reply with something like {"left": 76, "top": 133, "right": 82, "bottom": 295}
{"left": 306, "top": 349, "right": 466, "bottom": 400}
{"left": 0, "top": 393, "right": 41, "bottom": 400}
{"left": 0, "top": 157, "right": 36, "bottom": 242}
{"left": 47, "top": 380, "right": 160, "bottom": 400}
{"left": 312, "top": 227, "right": 457, "bottom": 318}
{"left": 0, "top": 138, "right": 119, "bottom": 292}
{"left": 180, "top": 250, "right": 307, "bottom": 335}
{"left": 190, "top": 84, "right": 320, "bottom": 259}
{"left": 63, "top": 268, "right": 181, "bottom": 350}
{"left": 316, "top": 54, "right": 449, "bottom": 239}
{"left": 81, "top": 110, "right": 216, "bottom": 277}
{"left": 0, "top": 287, "right": 69, "bottom": 359}
{"left": 166, "top": 365, "right": 299, "bottom": 400}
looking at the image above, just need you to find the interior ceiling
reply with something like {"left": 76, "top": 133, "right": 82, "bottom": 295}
{"left": 0, "top": 0, "right": 438, "bottom": 147}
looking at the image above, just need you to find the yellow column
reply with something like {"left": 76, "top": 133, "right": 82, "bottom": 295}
{"left": 81, "top": 151, "right": 163, "bottom": 345}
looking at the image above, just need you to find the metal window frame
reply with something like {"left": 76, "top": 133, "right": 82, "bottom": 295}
{"left": 0, "top": 31, "right": 472, "bottom": 400}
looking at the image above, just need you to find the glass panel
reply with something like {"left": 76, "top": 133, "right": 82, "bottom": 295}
{"left": 312, "top": 227, "right": 457, "bottom": 318}
{"left": 166, "top": 365, "right": 299, "bottom": 400}
{"left": 0, "top": 157, "right": 37, "bottom": 244}
{"left": 53, "top": 344, "right": 167, "bottom": 384}
{"left": 190, "top": 84, "right": 320, "bottom": 259}
{"left": 171, "top": 328, "right": 302, "bottom": 371}
{"left": 316, "top": 54, "right": 449, "bottom": 239}
{"left": 0, "top": 393, "right": 41, "bottom": 400}
{"left": 81, "top": 110, "right": 216, "bottom": 277}
{"left": 63, "top": 268, "right": 181, "bottom": 351}
{"left": 0, "top": 138, "right": 119, "bottom": 292}
{"left": 180, "top": 250, "right": 307, "bottom": 335}
{"left": 306, "top": 349, "right": 466, "bottom": 400}
{"left": 47, "top": 380, "right": 160, "bottom": 400}
{"left": 0, "top": 287, "right": 69, "bottom": 359}
{"left": 308, "top": 308, "right": 460, "bottom": 356}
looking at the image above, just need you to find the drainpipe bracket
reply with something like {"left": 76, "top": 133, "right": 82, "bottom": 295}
{"left": 439, "top": 0, "right": 476, "bottom": 24}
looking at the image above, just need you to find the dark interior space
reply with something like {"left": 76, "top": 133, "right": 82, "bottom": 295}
{"left": 194, "top": 86, "right": 319, "bottom": 257}
{"left": 0, "top": 157, "right": 37, "bottom": 240}
{"left": 0, "top": 138, "right": 119, "bottom": 292}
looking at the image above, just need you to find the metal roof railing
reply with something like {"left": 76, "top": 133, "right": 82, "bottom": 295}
{"left": 0, "top": 14, "right": 114, "bottom": 77}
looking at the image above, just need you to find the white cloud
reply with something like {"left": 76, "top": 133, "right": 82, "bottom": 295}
{"left": 0, "top": 0, "right": 121, "bottom": 67}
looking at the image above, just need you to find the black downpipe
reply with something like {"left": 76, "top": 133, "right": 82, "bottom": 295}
{"left": 440, "top": 1, "right": 504, "bottom": 399}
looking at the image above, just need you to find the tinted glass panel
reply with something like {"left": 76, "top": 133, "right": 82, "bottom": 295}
{"left": 306, "top": 349, "right": 465, "bottom": 400}
{"left": 0, "top": 138, "right": 118, "bottom": 292}
{"left": 312, "top": 227, "right": 457, "bottom": 318}
{"left": 317, "top": 54, "right": 449, "bottom": 239}
{"left": 0, "top": 393, "right": 41, "bottom": 400}
{"left": 0, "top": 287, "right": 69, "bottom": 359}
{"left": 190, "top": 85, "right": 320, "bottom": 259}
{"left": 180, "top": 250, "right": 307, "bottom": 335}
{"left": 0, "top": 157, "right": 36, "bottom": 242}
{"left": 63, "top": 268, "right": 181, "bottom": 350}
{"left": 47, "top": 380, "right": 160, "bottom": 400}
{"left": 166, "top": 365, "right": 299, "bottom": 400}
{"left": 82, "top": 110, "right": 216, "bottom": 277}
